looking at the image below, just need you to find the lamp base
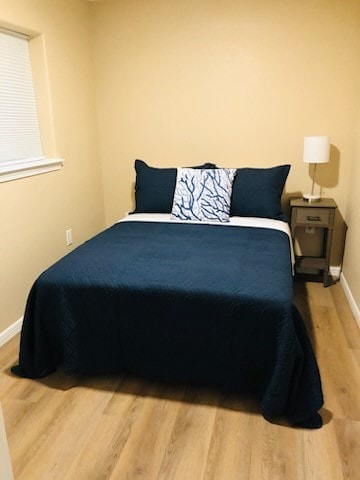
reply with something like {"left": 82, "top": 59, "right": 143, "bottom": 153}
{"left": 303, "top": 193, "right": 321, "bottom": 203}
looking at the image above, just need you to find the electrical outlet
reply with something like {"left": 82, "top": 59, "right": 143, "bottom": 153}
{"left": 66, "top": 229, "right": 73, "bottom": 246}
{"left": 305, "top": 226, "right": 316, "bottom": 235}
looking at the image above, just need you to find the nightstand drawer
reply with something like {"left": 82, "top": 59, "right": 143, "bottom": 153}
{"left": 295, "top": 208, "right": 330, "bottom": 226}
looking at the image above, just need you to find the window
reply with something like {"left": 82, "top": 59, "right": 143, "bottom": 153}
{"left": 0, "top": 28, "right": 62, "bottom": 182}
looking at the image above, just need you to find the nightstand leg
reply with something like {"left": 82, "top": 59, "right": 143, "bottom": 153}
{"left": 323, "top": 269, "right": 330, "bottom": 287}
{"left": 323, "top": 228, "right": 334, "bottom": 287}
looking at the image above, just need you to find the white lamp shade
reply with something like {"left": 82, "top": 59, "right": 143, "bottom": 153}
{"left": 303, "top": 136, "right": 330, "bottom": 164}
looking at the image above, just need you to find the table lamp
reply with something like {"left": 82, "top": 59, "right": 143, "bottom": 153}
{"left": 303, "top": 135, "right": 330, "bottom": 202}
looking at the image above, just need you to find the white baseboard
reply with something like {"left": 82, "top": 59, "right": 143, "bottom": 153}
{"left": 330, "top": 265, "right": 341, "bottom": 279}
{"left": 0, "top": 317, "right": 23, "bottom": 348}
{"left": 340, "top": 273, "right": 360, "bottom": 330}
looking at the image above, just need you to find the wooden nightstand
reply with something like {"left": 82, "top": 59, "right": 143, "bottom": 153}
{"left": 290, "top": 198, "right": 337, "bottom": 287}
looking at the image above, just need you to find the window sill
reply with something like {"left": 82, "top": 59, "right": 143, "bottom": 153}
{"left": 0, "top": 157, "right": 63, "bottom": 183}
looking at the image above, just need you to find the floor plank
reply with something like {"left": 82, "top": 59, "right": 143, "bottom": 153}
{"left": 157, "top": 390, "right": 218, "bottom": 480}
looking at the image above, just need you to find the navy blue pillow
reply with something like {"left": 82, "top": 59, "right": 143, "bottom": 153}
{"left": 230, "top": 165, "right": 290, "bottom": 220}
{"left": 133, "top": 160, "right": 217, "bottom": 213}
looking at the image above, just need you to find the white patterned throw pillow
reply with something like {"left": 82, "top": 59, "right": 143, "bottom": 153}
{"left": 171, "top": 168, "right": 236, "bottom": 222}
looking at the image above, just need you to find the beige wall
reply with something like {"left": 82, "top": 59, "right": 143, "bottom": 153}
{"left": 342, "top": 113, "right": 360, "bottom": 310}
{"left": 0, "top": 0, "right": 105, "bottom": 333}
{"left": 90, "top": 0, "right": 360, "bottom": 230}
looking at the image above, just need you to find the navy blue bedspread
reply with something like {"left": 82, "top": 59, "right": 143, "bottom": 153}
{"left": 12, "top": 221, "right": 323, "bottom": 427}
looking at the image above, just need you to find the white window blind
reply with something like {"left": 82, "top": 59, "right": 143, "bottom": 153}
{"left": 0, "top": 29, "right": 45, "bottom": 164}
{"left": 0, "top": 28, "right": 62, "bottom": 182}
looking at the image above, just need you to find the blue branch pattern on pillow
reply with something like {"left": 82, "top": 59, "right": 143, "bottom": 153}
{"left": 171, "top": 168, "right": 236, "bottom": 222}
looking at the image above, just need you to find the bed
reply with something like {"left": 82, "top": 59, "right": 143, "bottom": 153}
{"left": 12, "top": 161, "right": 323, "bottom": 428}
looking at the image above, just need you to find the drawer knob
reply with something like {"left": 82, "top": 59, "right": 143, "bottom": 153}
{"left": 306, "top": 215, "right": 321, "bottom": 221}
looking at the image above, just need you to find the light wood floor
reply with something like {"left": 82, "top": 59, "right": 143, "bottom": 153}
{"left": 1, "top": 281, "right": 359, "bottom": 480}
